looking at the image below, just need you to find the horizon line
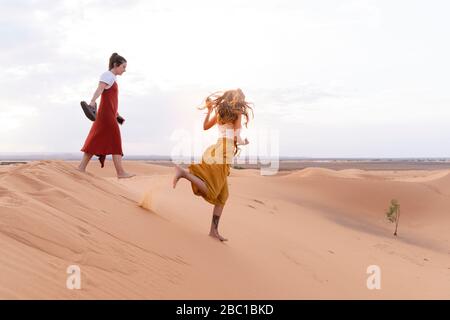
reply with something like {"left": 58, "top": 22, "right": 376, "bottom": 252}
{"left": 2, "top": 153, "right": 450, "bottom": 161}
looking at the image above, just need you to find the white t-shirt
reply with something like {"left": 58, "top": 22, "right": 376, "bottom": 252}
{"left": 218, "top": 123, "right": 235, "bottom": 139}
{"left": 99, "top": 71, "right": 116, "bottom": 89}
{"left": 218, "top": 123, "right": 245, "bottom": 144}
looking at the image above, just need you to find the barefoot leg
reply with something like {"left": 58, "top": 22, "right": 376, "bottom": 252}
{"left": 112, "top": 154, "right": 135, "bottom": 178}
{"left": 173, "top": 165, "right": 208, "bottom": 196}
{"left": 78, "top": 153, "right": 93, "bottom": 172}
{"left": 209, "top": 205, "right": 228, "bottom": 241}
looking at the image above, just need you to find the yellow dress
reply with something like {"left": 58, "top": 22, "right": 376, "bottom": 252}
{"left": 188, "top": 124, "right": 236, "bottom": 206}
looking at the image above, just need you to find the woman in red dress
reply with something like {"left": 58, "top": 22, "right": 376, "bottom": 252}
{"left": 78, "top": 53, "right": 135, "bottom": 179}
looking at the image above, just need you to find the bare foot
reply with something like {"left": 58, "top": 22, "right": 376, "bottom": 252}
{"left": 209, "top": 230, "right": 228, "bottom": 242}
{"left": 117, "top": 172, "right": 136, "bottom": 179}
{"left": 173, "top": 165, "right": 186, "bottom": 188}
{"left": 76, "top": 167, "right": 85, "bottom": 173}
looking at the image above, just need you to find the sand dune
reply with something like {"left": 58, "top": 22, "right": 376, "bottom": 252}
{"left": 0, "top": 161, "right": 449, "bottom": 299}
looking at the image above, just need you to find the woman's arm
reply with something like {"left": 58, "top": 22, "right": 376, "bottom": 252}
{"left": 234, "top": 113, "right": 249, "bottom": 145}
{"left": 89, "top": 82, "right": 108, "bottom": 106}
{"left": 203, "top": 99, "right": 217, "bottom": 130}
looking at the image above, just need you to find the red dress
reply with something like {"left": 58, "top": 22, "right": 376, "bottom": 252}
{"left": 81, "top": 81, "right": 123, "bottom": 167}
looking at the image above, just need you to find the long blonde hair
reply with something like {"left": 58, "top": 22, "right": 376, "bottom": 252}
{"left": 199, "top": 89, "right": 253, "bottom": 157}
{"left": 199, "top": 88, "right": 254, "bottom": 128}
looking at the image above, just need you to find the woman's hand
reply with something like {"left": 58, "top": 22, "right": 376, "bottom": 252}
{"left": 205, "top": 97, "right": 213, "bottom": 111}
{"left": 89, "top": 82, "right": 108, "bottom": 107}
{"left": 237, "top": 137, "right": 249, "bottom": 146}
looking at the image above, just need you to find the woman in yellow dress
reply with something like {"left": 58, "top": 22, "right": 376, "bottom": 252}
{"left": 173, "top": 89, "right": 253, "bottom": 241}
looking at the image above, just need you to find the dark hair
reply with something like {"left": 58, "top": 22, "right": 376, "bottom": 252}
{"left": 109, "top": 53, "right": 127, "bottom": 70}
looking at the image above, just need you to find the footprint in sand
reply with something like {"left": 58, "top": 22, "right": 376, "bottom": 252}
{"left": 77, "top": 226, "right": 91, "bottom": 235}
{"left": 0, "top": 193, "right": 25, "bottom": 207}
{"left": 246, "top": 199, "right": 277, "bottom": 214}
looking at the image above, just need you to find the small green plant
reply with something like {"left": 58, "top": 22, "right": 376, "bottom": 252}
{"left": 386, "top": 199, "right": 401, "bottom": 236}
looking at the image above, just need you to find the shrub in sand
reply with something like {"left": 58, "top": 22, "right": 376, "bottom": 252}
{"left": 386, "top": 199, "right": 401, "bottom": 236}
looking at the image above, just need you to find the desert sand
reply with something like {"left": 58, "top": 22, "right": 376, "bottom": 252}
{"left": 0, "top": 160, "right": 449, "bottom": 299}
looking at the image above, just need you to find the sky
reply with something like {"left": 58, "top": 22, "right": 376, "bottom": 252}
{"left": 1, "top": 0, "right": 449, "bottom": 158}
